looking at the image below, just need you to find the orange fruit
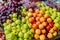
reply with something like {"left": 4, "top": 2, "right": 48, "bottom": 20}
{"left": 28, "top": 17, "right": 34, "bottom": 23}
{"left": 35, "top": 29, "right": 41, "bottom": 34}
{"left": 42, "top": 29, "right": 46, "bottom": 34}
{"left": 35, "top": 9, "right": 40, "bottom": 13}
{"left": 39, "top": 10, "right": 44, "bottom": 15}
{"left": 53, "top": 26, "right": 58, "bottom": 31}
{"left": 34, "top": 34, "right": 40, "bottom": 39}
{"left": 32, "top": 24, "right": 38, "bottom": 29}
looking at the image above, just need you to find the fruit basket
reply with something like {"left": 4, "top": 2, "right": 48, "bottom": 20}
{"left": 0, "top": 0, "right": 60, "bottom": 40}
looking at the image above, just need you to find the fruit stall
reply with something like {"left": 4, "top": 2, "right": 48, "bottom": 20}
{"left": 0, "top": 0, "right": 60, "bottom": 40}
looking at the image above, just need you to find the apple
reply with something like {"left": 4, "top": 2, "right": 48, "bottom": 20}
{"left": 35, "top": 9, "right": 39, "bottom": 13}
{"left": 28, "top": 17, "right": 34, "bottom": 23}
{"left": 39, "top": 24, "right": 44, "bottom": 30}
{"left": 46, "top": 25, "right": 50, "bottom": 31}
{"left": 37, "top": 14, "right": 42, "bottom": 17}
{"left": 40, "top": 17, "right": 45, "bottom": 22}
{"left": 42, "top": 22, "right": 47, "bottom": 27}
{"left": 49, "top": 28, "right": 54, "bottom": 33}
{"left": 39, "top": 10, "right": 44, "bottom": 15}
{"left": 53, "top": 26, "right": 58, "bottom": 31}
{"left": 44, "top": 14, "right": 50, "bottom": 19}
{"left": 42, "top": 29, "right": 46, "bottom": 34}
{"left": 36, "top": 21, "right": 40, "bottom": 26}
{"left": 28, "top": 12, "right": 33, "bottom": 17}
{"left": 40, "top": 35, "right": 45, "bottom": 40}
{"left": 49, "top": 23, "right": 53, "bottom": 28}
{"left": 33, "top": 13, "right": 37, "bottom": 17}
{"left": 47, "top": 33, "right": 53, "bottom": 39}
{"left": 36, "top": 17, "right": 40, "bottom": 21}
{"left": 28, "top": 8, "right": 33, "bottom": 12}
{"left": 35, "top": 29, "right": 41, "bottom": 34}
{"left": 53, "top": 31, "right": 57, "bottom": 37}
{"left": 47, "top": 18, "right": 52, "bottom": 23}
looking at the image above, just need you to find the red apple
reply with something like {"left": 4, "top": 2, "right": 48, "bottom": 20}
{"left": 46, "top": 25, "right": 50, "bottom": 31}
{"left": 49, "top": 23, "right": 53, "bottom": 28}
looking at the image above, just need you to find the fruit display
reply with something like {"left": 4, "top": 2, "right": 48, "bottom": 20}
{"left": 0, "top": 0, "right": 60, "bottom": 40}
{"left": 28, "top": 8, "right": 58, "bottom": 40}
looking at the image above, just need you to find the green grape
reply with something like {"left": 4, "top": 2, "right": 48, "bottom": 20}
{"left": 18, "top": 32, "right": 24, "bottom": 38}
{"left": 54, "top": 18, "right": 59, "bottom": 23}
{"left": 24, "top": 33, "right": 29, "bottom": 39}
{"left": 45, "top": 11, "right": 49, "bottom": 14}
{"left": 15, "top": 20, "right": 20, "bottom": 24}
{"left": 11, "top": 22, "right": 16, "bottom": 26}
{"left": 16, "top": 25, "right": 20, "bottom": 28}
{"left": 13, "top": 18, "right": 17, "bottom": 21}
{"left": 14, "top": 36, "right": 17, "bottom": 40}
{"left": 5, "top": 30, "right": 11, "bottom": 34}
{"left": 22, "top": 18, "right": 26, "bottom": 23}
{"left": 3, "top": 23, "right": 7, "bottom": 27}
{"left": 54, "top": 23, "right": 59, "bottom": 28}
{"left": 9, "top": 14, "right": 13, "bottom": 18}
{"left": 6, "top": 19, "right": 10, "bottom": 24}
{"left": 22, "top": 29, "right": 27, "bottom": 33}
{"left": 24, "top": 39, "right": 28, "bottom": 40}
{"left": 23, "top": 24, "right": 28, "bottom": 29}
{"left": 18, "top": 38, "right": 23, "bottom": 40}
{"left": 13, "top": 13, "right": 17, "bottom": 18}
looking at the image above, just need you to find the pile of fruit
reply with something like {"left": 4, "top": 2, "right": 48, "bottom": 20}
{"left": 0, "top": 0, "right": 60, "bottom": 40}
{"left": 28, "top": 8, "right": 58, "bottom": 40}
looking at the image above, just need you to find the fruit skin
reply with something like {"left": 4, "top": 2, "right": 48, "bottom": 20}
{"left": 40, "top": 17, "right": 45, "bottom": 22}
{"left": 34, "top": 34, "right": 40, "bottom": 39}
{"left": 53, "top": 26, "right": 58, "bottom": 31}
{"left": 35, "top": 9, "right": 39, "bottom": 13}
{"left": 42, "top": 29, "right": 46, "bottom": 34}
{"left": 28, "top": 17, "right": 34, "bottom": 23}
{"left": 46, "top": 25, "right": 50, "bottom": 31}
{"left": 36, "top": 17, "right": 40, "bottom": 21}
{"left": 33, "top": 13, "right": 37, "bottom": 17}
{"left": 49, "top": 28, "right": 54, "bottom": 33}
{"left": 39, "top": 10, "right": 44, "bottom": 15}
{"left": 28, "top": 12, "right": 33, "bottom": 17}
{"left": 47, "top": 33, "right": 53, "bottom": 39}
{"left": 39, "top": 24, "right": 44, "bottom": 30}
{"left": 37, "top": 14, "right": 42, "bottom": 17}
{"left": 36, "top": 21, "right": 40, "bottom": 26}
{"left": 53, "top": 31, "right": 57, "bottom": 37}
{"left": 32, "top": 24, "right": 38, "bottom": 29}
{"left": 44, "top": 14, "right": 50, "bottom": 19}
{"left": 49, "top": 23, "right": 53, "bottom": 28}
{"left": 30, "top": 29, "right": 34, "bottom": 33}
{"left": 42, "top": 22, "right": 47, "bottom": 27}
{"left": 40, "top": 35, "right": 45, "bottom": 40}
{"left": 35, "top": 29, "right": 41, "bottom": 34}
{"left": 29, "top": 8, "right": 33, "bottom": 12}
{"left": 47, "top": 18, "right": 52, "bottom": 23}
